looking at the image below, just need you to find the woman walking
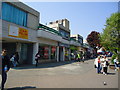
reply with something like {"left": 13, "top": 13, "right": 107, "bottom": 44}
{"left": 35, "top": 51, "right": 40, "bottom": 67}
{"left": 94, "top": 56, "right": 102, "bottom": 74}
{"left": 102, "top": 56, "right": 109, "bottom": 75}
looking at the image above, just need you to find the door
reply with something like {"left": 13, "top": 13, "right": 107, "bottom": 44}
{"left": 59, "top": 47, "right": 63, "bottom": 61}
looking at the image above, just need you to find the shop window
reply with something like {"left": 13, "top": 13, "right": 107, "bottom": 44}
{"left": 44, "top": 46, "right": 49, "bottom": 59}
{"left": 39, "top": 45, "right": 57, "bottom": 60}
{"left": 59, "top": 29, "right": 70, "bottom": 40}
{"left": 39, "top": 46, "right": 49, "bottom": 59}
{"left": 51, "top": 46, "right": 56, "bottom": 60}
{"left": 65, "top": 48, "right": 69, "bottom": 60}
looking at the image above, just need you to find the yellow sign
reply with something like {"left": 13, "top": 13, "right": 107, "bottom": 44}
{"left": 8, "top": 25, "right": 28, "bottom": 39}
{"left": 19, "top": 28, "right": 28, "bottom": 39}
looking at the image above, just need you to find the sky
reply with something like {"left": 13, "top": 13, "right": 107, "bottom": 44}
{"left": 20, "top": 1, "right": 118, "bottom": 39}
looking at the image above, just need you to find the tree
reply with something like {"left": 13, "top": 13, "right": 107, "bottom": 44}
{"left": 100, "top": 12, "right": 120, "bottom": 62}
{"left": 86, "top": 31, "right": 100, "bottom": 49}
{"left": 100, "top": 13, "right": 120, "bottom": 51}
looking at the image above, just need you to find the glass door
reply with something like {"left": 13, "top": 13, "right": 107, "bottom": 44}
{"left": 20, "top": 43, "right": 28, "bottom": 64}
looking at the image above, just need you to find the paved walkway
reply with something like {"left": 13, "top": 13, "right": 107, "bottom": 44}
{"left": 5, "top": 59, "right": 119, "bottom": 89}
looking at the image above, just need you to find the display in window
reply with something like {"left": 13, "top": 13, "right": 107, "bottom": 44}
{"left": 51, "top": 46, "right": 56, "bottom": 59}
{"left": 44, "top": 46, "right": 49, "bottom": 59}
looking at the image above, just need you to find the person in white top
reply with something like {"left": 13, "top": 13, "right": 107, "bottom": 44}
{"left": 101, "top": 56, "right": 109, "bottom": 75}
{"left": 94, "top": 56, "right": 102, "bottom": 74}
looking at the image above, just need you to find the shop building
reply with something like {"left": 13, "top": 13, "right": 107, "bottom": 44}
{"left": 1, "top": 2, "right": 40, "bottom": 64}
{"left": 71, "top": 34, "right": 85, "bottom": 53}
{"left": 1, "top": 1, "right": 86, "bottom": 65}
{"left": 37, "top": 24, "right": 62, "bottom": 63}
{"left": 47, "top": 19, "right": 71, "bottom": 61}
{"left": 70, "top": 37, "right": 80, "bottom": 53}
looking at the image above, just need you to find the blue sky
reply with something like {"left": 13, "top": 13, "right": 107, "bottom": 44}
{"left": 23, "top": 2, "right": 118, "bottom": 39}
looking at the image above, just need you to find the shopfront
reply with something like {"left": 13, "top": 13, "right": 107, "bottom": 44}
{"left": 38, "top": 44, "right": 57, "bottom": 63}
{"left": 70, "top": 45, "right": 78, "bottom": 53}
{"left": 20, "top": 43, "right": 33, "bottom": 64}
{"left": 2, "top": 23, "right": 36, "bottom": 65}
{"left": 65, "top": 48, "right": 69, "bottom": 61}
{"left": 2, "top": 42, "right": 33, "bottom": 65}
{"left": 58, "top": 43, "right": 70, "bottom": 61}
{"left": 2, "top": 43, "right": 16, "bottom": 57}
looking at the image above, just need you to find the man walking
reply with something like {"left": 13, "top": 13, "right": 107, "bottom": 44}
{"left": 77, "top": 52, "right": 81, "bottom": 62}
{"left": 1, "top": 49, "right": 10, "bottom": 90}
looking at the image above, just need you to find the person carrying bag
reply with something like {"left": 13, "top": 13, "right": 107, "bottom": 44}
{"left": 10, "top": 55, "right": 17, "bottom": 67}
{"left": 35, "top": 51, "right": 40, "bottom": 67}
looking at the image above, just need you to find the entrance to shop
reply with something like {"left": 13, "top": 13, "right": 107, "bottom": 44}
{"left": 2, "top": 43, "right": 33, "bottom": 65}
{"left": 20, "top": 43, "right": 33, "bottom": 64}
{"left": 59, "top": 47, "right": 63, "bottom": 61}
{"left": 2, "top": 43, "right": 16, "bottom": 58}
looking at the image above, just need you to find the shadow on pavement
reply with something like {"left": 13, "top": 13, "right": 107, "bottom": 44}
{"left": 11, "top": 59, "right": 94, "bottom": 70}
{"left": 6, "top": 86, "right": 36, "bottom": 90}
{"left": 107, "top": 72, "right": 116, "bottom": 75}
{"left": 11, "top": 61, "right": 76, "bottom": 70}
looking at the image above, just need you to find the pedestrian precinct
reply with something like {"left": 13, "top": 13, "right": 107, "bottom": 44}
{"left": 35, "top": 51, "right": 40, "bottom": 67}
{"left": 94, "top": 56, "right": 102, "bottom": 74}
{"left": 1, "top": 49, "right": 10, "bottom": 90}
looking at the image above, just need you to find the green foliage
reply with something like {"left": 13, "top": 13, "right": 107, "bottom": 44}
{"left": 111, "top": 53, "right": 118, "bottom": 64}
{"left": 100, "top": 12, "right": 120, "bottom": 53}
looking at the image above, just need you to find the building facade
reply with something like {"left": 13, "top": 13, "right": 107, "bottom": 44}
{"left": 71, "top": 34, "right": 84, "bottom": 52}
{"left": 1, "top": 2, "right": 40, "bottom": 64}
{"left": 1, "top": 1, "right": 87, "bottom": 65}
{"left": 71, "top": 34, "right": 83, "bottom": 45}
{"left": 37, "top": 24, "right": 62, "bottom": 63}
{"left": 47, "top": 19, "right": 71, "bottom": 61}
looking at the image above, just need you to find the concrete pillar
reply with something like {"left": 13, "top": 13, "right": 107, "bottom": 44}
{"left": 69, "top": 49, "right": 71, "bottom": 61}
{"left": 16, "top": 43, "right": 21, "bottom": 53}
{"left": 32, "top": 42, "right": 39, "bottom": 64}
{"left": 16, "top": 43, "right": 21, "bottom": 63}
{"left": 57, "top": 46, "right": 59, "bottom": 62}
{"left": 63, "top": 47, "right": 65, "bottom": 61}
